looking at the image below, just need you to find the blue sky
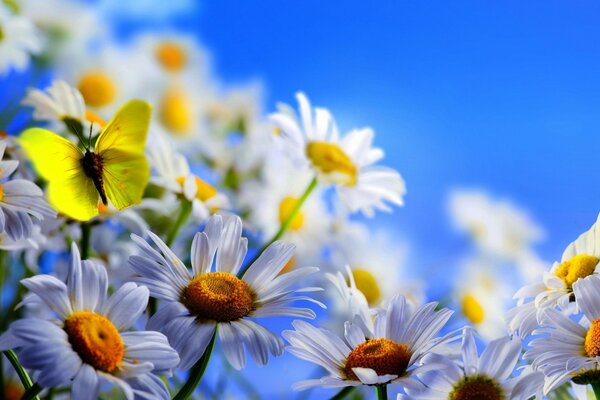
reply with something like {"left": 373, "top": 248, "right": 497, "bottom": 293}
{"left": 193, "top": 1, "right": 600, "bottom": 273}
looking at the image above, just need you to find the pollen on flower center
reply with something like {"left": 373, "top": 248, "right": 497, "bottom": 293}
{"left": 181, "top": 272, "right": 254, "bottom": 322}
{"left": 449, "top": 375, "right": 504, "bottom": 400}
{"left": 78, "top": 72, "right": 117, "bottom": 108}
{"left": 63, "top": 311, "right": 124, "bottom": 373}
{"left": 278, "top": 197, "right": 304, "bottom": 230}
{"left": 585, "top": 319, "right": 600, "bottom": 357}
{"left": 351, "top": 268, "right": 381, "bottom": 305}
{"left": 155, "top": 42, "right": 187, "bottom": 72}
{"left": 159, "top": 87, "right": 192, "bottom": 135}
{"left": 306, "top": 141, "right": 357, "bottom": 185}
{"left": 462, "top": 294, "right": 485, "bottom": 324}
{"left": 343, "top": 338, "right": 411, "bottom": 381}
{"left": 176, "top": 175, "right": 218, "bottom": 202}
{"left": 555, "top": 254, "right": 599, "bottom": 288}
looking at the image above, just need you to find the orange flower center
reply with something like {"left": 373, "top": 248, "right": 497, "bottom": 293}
{"left": 155, "top": 42, "right": 187, "bottom": 72}
{"left": 181, "top": 272, "right": 254, "bottom": 322}
{"left": 450, "top": 375, "right": 504, "bottom": 400}
{"left": 63, "top": 311, "right": 124, "bottom": 373}
{"left": 0, "top": 183, "right": 4, "bottom": 202}
{"left": 585, "top": 319, "right": 600, "bottom": 357}
{"left": 343, "top": 338, "right": 411, "bottom": 381}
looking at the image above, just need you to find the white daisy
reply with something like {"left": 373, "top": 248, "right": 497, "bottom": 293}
{"left": 508, "top": 213, "right": 600, "bottom": 337}
{"left": 147, "top": 130, "right": 229, "bottom": 221}
{"left": 270, "top": 92, "right": 406, "bottom": 217}
{"left": 0, "top": 140, "right": 55, "bottom": 240}
{"left": 0, "top": 243, "right": 180, "bottom": 399}
{"left": 401, "top": 328, "right": 543, "bottom": 400}
{"left": 0, "top": 3, "right": 42, "bottom": 75}
{"left": 283, "top": 294, "right": 453, "bottom": 391}
{"left": 129, "top": 214, "right": 323, "bottom": 370}
{"left": 526, "top": 274, "right": 600, "bottom": 393}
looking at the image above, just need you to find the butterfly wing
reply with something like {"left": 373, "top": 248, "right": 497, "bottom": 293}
{"left": 95, "top": 99, "right": 151, "bottom": 210}
{"left": 18, "top": 128, "right": 99, "bottom": 221}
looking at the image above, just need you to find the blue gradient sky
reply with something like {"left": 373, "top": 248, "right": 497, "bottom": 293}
{"left": 193, "top": 1, "right": 600, "bottom": 277}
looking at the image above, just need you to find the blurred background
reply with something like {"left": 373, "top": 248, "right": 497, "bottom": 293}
{"left": 2, "top": 0, "right": 600, "bottom": 398}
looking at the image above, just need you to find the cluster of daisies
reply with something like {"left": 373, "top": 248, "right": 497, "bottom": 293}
{"left": 0, "top": 0, "right": 599, "bottom": 399}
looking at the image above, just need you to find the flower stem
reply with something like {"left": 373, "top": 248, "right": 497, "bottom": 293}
{"left": 2, "top": 350, "right": 40, "bottom": 400}
{"left": 238, "top": 177, "right": 318, "bottom": 278}
{"left": 173, "top": 329, "right": 217, "bottom": 400}
{"left": 329, "top": 386, "right": 355, "bottom": 400}
{"left": 166, "top": 199, "right": 192, "bottom": 247}
{"left": 80, "top": 222, "right": 91, "bottom": 260}
{"left": 592, "top": 382, "right": 600, "bottom": 399}
{"left": 376, "top": 384, "right": 388, "bottom": 400}
{"left": 21, "top": 383, "right": 43, "bottom": 400}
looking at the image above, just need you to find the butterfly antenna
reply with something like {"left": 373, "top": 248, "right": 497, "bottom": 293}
{"left": 64, "top": 118, "right": 89, "bottom": 151}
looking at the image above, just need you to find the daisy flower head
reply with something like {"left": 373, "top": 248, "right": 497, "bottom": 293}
{"left": 0, "top": 3, "right": 42, "bottom": 75}
{"left": 508, "top": 213, "right": 600, "bottom": 337}
{"left": 0, "top": 243, "right": 180, "bottom": 399}
{"left": 129, "top": 214, "right": 323, "bottom": 370}
{"left": 283, "top": 294, "right": 453, "bottom": 391}
{"left": 401, "top": 328, "right": 543, "bottom": 400}
{"left": 526, "top": 274, "right": 600, "bottom": 393}
{"left": 269, "top": 92, "right": 406, "bottom": 217}
{"left": 0, "top": 140, "right": 55, "bottom": 240}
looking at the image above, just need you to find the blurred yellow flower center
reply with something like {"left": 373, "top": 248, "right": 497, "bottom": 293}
{"left": 176, "top": 175, "right": 218, "bottom": 202}
{"left": 306, "top": 141, "right": 357, "bottom": 185}
{"left": 181, "top": 272, "right": 254, "bottom": 322}
{"left": 78, "top": 72, "right": 117, "bottom": 108}
{"left": 585, "top": 319, "right": 600, "bottom": 357}
{"left": 159, "top": 88, "right": 192, "bottom": 135}
{"left": 555, "top": 254, "right": 599, "bottom": 288}
{"left": 351, "top": 269, "right": 381, "bottom": 305}
{"left": 344, "top": 338, "right": 411, "bottom": 381}
{"left": 4, "top": 381, "right": 23, "bottom": 400}
{"left": 278, "top": 197, "right": 304, "bottom": 230}
{"left": 449, "top": 375, "right": 504, "bottom": 400}
{"left": 63, "top": 311, "right": 124, "bottom": 373}
{"left": 0, "top": 184, "right": 4, "bottom": 201}
{"left": 462, "top": 294, "right": 485, "bottom": 324}
{"left": 280, "top": 256, "right": 296, "bottom": 274}
{"left": 155, "top": 42, "right": 187, "bottom": 72}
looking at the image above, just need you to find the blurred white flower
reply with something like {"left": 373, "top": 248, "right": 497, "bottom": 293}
{"left": 270, "top": 92, "right": 406, "bottom": 217}
{"left": 0, "top": 3, "right": 42, "bottom": 75}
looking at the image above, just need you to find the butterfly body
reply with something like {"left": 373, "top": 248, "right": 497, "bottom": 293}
{"left": 81, "top": 150, "right": 107, "bottom": 205}
{"left": 19, "top": 99, "right": 151, "bottom": 221}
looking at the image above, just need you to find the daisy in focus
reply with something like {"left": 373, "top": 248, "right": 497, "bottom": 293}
{"left": 270, "top": 92, "right": 406, "bottom": 217}
{"left": 129, "top": 214, "right": 323, "bottom": 370}
{"left": 508, "top": 213, "right": 600, "bottom": 337}
{"left": 284, "top": 293, "right": 453, "bottom": 392}
{"left": 0, "top": 140, "right": 55, "bottom": 240}
{"left": 401, "top": 328, "right": 543, "bottom": 400}
{"left": 526, "top": 274, "right": 600, "bottom": 394}
{"left": 0, "top": 243, "right": 180, "bottom": 399}
{"left": 0, "top": 3, "right": 42, "bottom": 75}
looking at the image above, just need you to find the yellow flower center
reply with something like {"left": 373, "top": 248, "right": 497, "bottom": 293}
{"left": 305, "top": 141, "right": 357, "bottom": 185}
{"left": 278, "top": 197, "right": 304, "bottom": 230}
{"left": 585, "top": 319, "right": 600, "bottom": 357}
{"left": 155, "top": 42, "right": 187, "bottom": 72}
{"left": 344, "top": 338, "right": 411, "bottom": 381}
{"left": 555, "top": 254, "right": 599, "bottom": 288}
{"left": 78, "top": 72, "right": 117, "bottom": 108}
{"left": 181, "top": 272, "right": 254, "bottom": 322}
{"left": 351, "top": 269, "right": 381, "bottom": 305}
{"left": 176, "top": 175, "right": 218, "bottom": 202}
{"left": 462, "top": 294, "right": 485, "bottom": 325}
{"left": 63, "top": 311, "right": 124, "bottom": 373}
{"left": 0, "top": 183, "right": 4, "bottom": 202}
{"left": 159, "top": 88, "right": 193, "bottom": 135}
{"left": 449, "top": 375, "right": 504, "bottom": 400}
{"left": 4, "top": 381, "right": 23, "bottom": 400}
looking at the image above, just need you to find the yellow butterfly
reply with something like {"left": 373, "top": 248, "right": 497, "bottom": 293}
{"left": 19, "top": 99, "right": 152, "bottom": 221}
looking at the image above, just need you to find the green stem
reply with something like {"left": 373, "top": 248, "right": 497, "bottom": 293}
{"left": 376, "top": 384, "right": 388, "bottom": 400}
{"left": 328, "top": 386, "right": 355, "bottom": 400}
{"left": 2, "top": 350, "right": 40, "bottom": 400}
{"left": 166, "top": 199, "right": 192, "bottom": 247}
{"left": 173, "top": 329, "right": 217, "bottom": 400}
{"left": 238, "top": 177, "right": 317, "bottom": 278}
{"left": 592, "top": 382, "right": 600, "bottom": 400}
{"left": 21, "top": 383, "right": 43, "bottom": 400}
{"left": 80, "top": 222, "right": 91, "bottom": 260}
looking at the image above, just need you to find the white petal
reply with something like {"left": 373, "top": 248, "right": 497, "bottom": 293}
{"left": 72, "top": 364, "right": 99, "bottom": 400}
